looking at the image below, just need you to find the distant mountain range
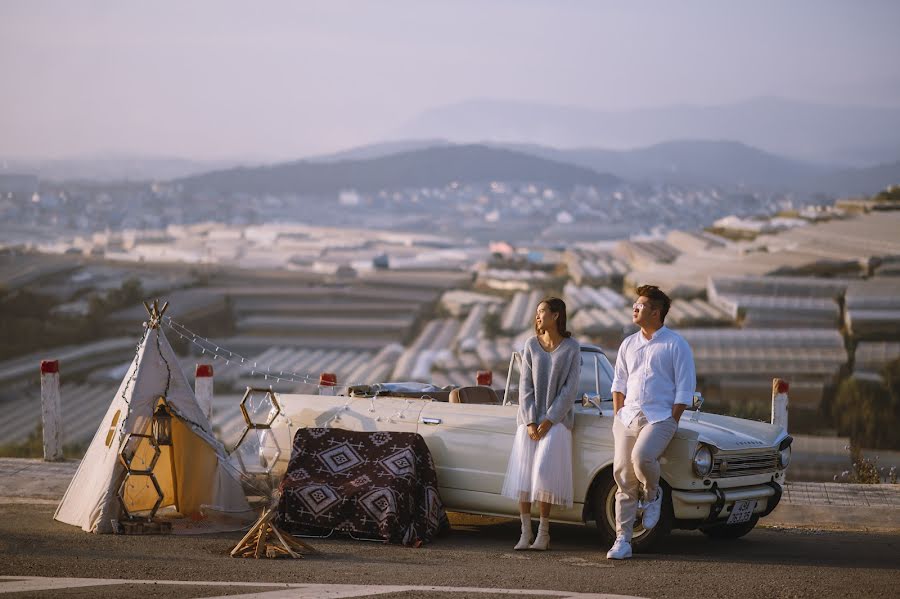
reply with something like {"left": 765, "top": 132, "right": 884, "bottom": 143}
{"left": 492, "top": 140, "right": 831, "bottom": 189}
{"left": 4, "top": 96, "right": 898, "bottom": 194}
{"left": 394, "top": 97, "right": 900, "bottom": 167}
{"left": 297, "top": 139, "right": 898, "bottom": 195}
{"left": 176, "top": 145, "right": 621, "bottom": 195}
{"left": 7, "top": 137, "right": 896, "bottom": 198}
{"left": 175, "top": 139, "right": 899, "bottom": 197}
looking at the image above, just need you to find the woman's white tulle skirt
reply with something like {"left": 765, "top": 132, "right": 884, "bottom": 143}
{"left": 501, "top": 423, "right": 574, "bottom": 508}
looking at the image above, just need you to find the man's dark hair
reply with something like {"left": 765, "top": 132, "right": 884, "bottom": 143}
{"left": 535, "top": 297, "right": 572, "bottom": 338}
{"left": 636, "top": 285, "right": 672, "bottom": 324}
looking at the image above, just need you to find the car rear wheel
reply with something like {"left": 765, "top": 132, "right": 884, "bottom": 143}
{"left": 700, "top": 515, "right": 759, "bottom": 540}
{"left": 591, "top": 470, "right": 672, "bottom": 552}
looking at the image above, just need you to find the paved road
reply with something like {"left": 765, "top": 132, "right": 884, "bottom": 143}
{"left": 1, "top": 505, "right": 898, "bottom": 599}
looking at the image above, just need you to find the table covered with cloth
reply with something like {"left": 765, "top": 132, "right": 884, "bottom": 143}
{"left": 275, "top": 427, "right": 450, "bottom": 546}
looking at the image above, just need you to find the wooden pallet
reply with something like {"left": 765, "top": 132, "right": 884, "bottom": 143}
{"left": 115, "top": 519, "right": 173, "bottom": 535}
{"left": 230, "top": 508, "right": 318, "bottom": 559}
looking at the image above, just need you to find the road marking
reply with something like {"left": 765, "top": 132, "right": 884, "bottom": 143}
{"left": 0, "top": 577, "right": 125, "bottom": 593}
{"left": 0, "top": 576, "right": 646, "bottom": 599}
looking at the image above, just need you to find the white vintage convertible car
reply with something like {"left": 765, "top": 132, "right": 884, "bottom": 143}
{"left": 244, "top": 344, "right": 791, "bottom": 551}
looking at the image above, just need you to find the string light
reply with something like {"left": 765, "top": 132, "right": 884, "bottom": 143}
{"left": 161, "top": 317, "right": 372, "bottom": 389}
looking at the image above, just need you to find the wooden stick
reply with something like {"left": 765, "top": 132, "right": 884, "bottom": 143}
{"left": 253, "top": 526, "right": 266, "bottom": 558}
{"left": 230, "top": 512, "right": 265, "bottom": 557}
{"left": 270, "top": 526, "right": 302, "bottom": 559}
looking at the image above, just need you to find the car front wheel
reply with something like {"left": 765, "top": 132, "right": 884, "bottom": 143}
{"left": 591, "top": 470, "right": 672, "bottom": 552}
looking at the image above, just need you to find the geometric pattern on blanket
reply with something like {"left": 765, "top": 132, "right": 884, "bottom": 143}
{"left": 276, "top": 427, "right": 450, "bottom": 546}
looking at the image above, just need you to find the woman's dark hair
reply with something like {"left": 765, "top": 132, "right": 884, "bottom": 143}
{"left": 535, "top": 297, "right": 572, "bottom": 338}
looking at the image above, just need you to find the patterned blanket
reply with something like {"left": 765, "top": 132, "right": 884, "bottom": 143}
{"left": 276, "top": 427, "right": 450, "bottom": 546}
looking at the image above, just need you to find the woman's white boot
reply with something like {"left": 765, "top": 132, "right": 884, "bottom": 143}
{"left": 514, "top": 513, "right": 533, "bottom": 550}
{"left": 529, "top": 517, "right": 550, "bottom": 551}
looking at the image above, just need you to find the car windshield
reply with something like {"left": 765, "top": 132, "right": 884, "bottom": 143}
{"left": 578, "top": 350, "right": 614, "bottom": 401}
{"left": 504, "top": 347, "right": 614, "bottom": 404}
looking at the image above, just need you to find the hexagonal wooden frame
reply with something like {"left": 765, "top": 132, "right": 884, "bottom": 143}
{"left": 117, "top": 472, "right": 165, "bottom": 521}
{"left": 231, "top": 427, "right": 283, "bottom": 477}
{"left": 233, "top": 388, "right": 283, "bottom": 477}
{"left": 118, "top": 433, "right": 161, "bottom": 475}
{"left": 238, "top": 387, "right": 282, "bottom": 429}
{"left": 117, "top": 432, "right": 164, "bottom": 521}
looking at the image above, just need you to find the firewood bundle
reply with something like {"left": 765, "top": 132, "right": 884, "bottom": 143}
{"left": 230, "top": 508, "right": 318, "bottom": 559}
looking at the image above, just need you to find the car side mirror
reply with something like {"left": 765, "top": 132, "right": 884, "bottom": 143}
{"left": 582, "top": 393, "right": 602, "bottom": 414}
{"left": 692, "top": 392, "right": 704, "bottom": 411}
{"left": 690, "top": 392, "right": 704, "bottom": 422}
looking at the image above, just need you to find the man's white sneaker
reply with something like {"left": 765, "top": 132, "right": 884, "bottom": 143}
{"left": 606, "top": 537, "right": 632, "bottom": 560}
{"left": 642, "top": 489, "right": 663, "bottom": 530}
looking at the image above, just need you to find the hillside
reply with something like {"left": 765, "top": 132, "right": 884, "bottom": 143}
{"left": 176, "top": 144, "right": 621, "bottom": 194}
{"left": 396, "top": 97, "right": 900, "bottom": 165}
{"left": 495, "top": 140, "right": 827, "bottom": 188}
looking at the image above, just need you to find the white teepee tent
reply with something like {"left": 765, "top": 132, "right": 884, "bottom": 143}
{"left": 55, "top": 311, "right": 252, "bottom": 533}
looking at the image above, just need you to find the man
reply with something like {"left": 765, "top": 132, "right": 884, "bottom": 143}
{"left": 606, "top": 285, "right": 696, "bottom": 560}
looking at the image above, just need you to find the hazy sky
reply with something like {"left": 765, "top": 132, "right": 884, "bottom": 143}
{"left": 2, "top": 1, "right": 900, "bottom": 161}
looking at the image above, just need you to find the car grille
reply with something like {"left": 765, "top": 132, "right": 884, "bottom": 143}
{"left": 710, "top": 450, "right": 778, "bottom": 478}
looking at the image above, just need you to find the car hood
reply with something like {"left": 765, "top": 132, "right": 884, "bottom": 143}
{"left": 675, "top": 411, "right": 787, "bottom": 451}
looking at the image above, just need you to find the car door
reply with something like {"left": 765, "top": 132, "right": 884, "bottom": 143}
{"left": 572, "top": 347, "right": 617, "bottom": 497}
{"left": 417, "top": 401, "right": 520, "bottom": 497}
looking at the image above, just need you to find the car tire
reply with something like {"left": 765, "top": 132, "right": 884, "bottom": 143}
{"left": 700, "top": 515, "right": 759, "bottom": 540}
{"left": 591, "top": 470, "right": 673, "bottom": 552}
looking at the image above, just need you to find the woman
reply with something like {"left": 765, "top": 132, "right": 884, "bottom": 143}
{"left": 502, "top": 297, "right": 581, "bottom": 550}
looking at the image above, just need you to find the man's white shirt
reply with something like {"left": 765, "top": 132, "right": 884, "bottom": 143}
{"left": 611, "top": 325, "right": 697, "bottom": 426}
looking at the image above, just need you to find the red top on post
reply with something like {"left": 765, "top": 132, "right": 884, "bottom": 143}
{"left": 476, "top": 370, "right": 493, "bottom": 386}
{"left": 40, "top": 360, "right": 59, "bottom": 374}
{"left": 775, "top": 379, "right": 790, "bottom": 394}
{"left": 196, "top": 364, "right": 214, "bottom": 377}
{"left": 319, "top": 372, "right": 337, "bottom": 386}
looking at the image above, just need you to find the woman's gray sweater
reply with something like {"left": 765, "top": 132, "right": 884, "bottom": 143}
{"left": 517, "top": 336, "right": 581, "bottom": 430}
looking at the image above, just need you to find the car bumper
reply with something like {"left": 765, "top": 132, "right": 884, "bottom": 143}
{"left": 671, "top": 482, "right": 781, "bottom": 521}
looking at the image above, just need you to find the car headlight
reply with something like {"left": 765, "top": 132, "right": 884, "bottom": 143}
{"left": 778, "top": 445, "right": 791, "bottom": 469}
{"left": 692, "top": 445, "right": 713, "bottom": 477}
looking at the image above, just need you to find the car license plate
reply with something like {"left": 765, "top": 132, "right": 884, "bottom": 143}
{"left": 727, "top": 499, "right": 757, "bottom": 524}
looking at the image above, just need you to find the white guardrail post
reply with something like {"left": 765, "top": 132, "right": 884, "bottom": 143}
{"left": 195, "top": 364, "right": 214, "bottom": 422}
{"left": 771, "top": 378, "right": 789, "bottom": 432}
{"left": 318, "top": 372, "right": 337, "bottom": 396}
{"left": 40, "top": 359, "right": 64, "bottom": 461}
